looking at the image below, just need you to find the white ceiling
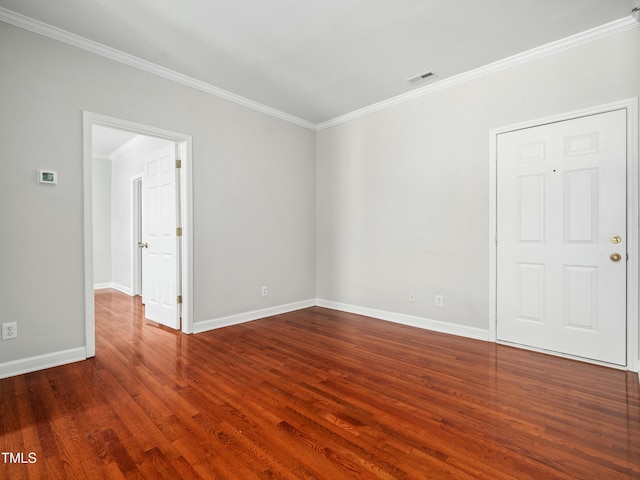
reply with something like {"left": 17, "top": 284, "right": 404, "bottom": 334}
{"left": 0, "top": 0, "right": 635, "bottom": 124}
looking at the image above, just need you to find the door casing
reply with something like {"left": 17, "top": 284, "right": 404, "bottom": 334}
{"left": 489, "top": 98, "right": 639, "bottom": 372}
{"left": 83, "top": 111, "right": 194, "bottom": 357}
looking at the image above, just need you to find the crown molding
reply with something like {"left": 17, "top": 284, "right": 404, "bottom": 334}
{"left": 109, "top": 134, "right": 144, "bottom": 160}
{"left": 1, "top": 7, "right": 636, "bottom": 132}
{"left": 316, "top": 16, "right": 640, "bottom": 130}
{"left": 0, "top": 7, "right": 316, "bottom": 131}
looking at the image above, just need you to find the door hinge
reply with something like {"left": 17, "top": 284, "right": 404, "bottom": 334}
{"left": 176, "top": 227, "right": 182, "bottom": 237}
{"left": 175, "top": 159, "right": 182, "bottom": 169}
{"left": 177, "top": 295, "right": 182, "bottom": 304}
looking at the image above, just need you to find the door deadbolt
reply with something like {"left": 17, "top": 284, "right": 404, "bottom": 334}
{"left": 610, "top": 235, "right": 622, "bottom": 244}
{"left": 610, "top": 253, "right": 622, "bottom": 262}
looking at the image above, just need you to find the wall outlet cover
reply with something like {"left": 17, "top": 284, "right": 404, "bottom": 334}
{"left": 2, "top": 322, "right": 17, "bottom": 340}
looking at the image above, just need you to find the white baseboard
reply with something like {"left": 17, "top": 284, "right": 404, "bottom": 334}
{"left": 94, "top": 282, "right": 133, "bottom": 296}
{"left": 111, "top": 283, "right": 133, "bottom": 296}
{"left": 193, "top": 299, "right": 316, "bottom": 334}
{"left": 1, "top": 297, "right": 629, "bottom": 379}
{"left": 0, "top": 347, "right": 87, "bottom": 379}
{"left": 0, "top": 298, "right": 489, "bottom": 379}
{"left": 316, "top": 299, "right": 490, "bottom": 342}
{"left": 194, "top": 298, "right": 489, "bottom": 341}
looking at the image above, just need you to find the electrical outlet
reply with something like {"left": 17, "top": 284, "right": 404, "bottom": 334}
{"left": 435, "top": 295, "right": 444, "bottom": 308}
{"left": 2, "top": 322, "right": 17, "bottom": 340}
{"left": 261, "top": 286, "right": 268, "bottom": 297}
{"left": 408, "top": 290, "right": 416, "bottom": 303}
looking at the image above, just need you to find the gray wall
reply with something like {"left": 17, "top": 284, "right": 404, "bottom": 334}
{"left": 316, "top": 27, "right": 640, "bottom": 332}
{"left": 0, "top": 22, "right": 316, "bottom": 364}
{"left": 92, "top": 157, "right": 112, "bottom": 285}
{"left": 0, "top": 18, "right": 638, "bottom": 370}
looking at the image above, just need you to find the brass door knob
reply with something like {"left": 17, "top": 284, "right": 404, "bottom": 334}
{"left": 610, "top": 253, "right": 622, "bottom": 262}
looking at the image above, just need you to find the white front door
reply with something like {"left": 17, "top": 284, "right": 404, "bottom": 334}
{"left": 496, "top": 109, "right": 627, "bottom": 366}
{"left": 142, "top": 143, "right": 180, "bottom": 329}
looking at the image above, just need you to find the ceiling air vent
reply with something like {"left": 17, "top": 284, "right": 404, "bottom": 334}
{"left": 406, "top": 71, "right": 436, "bottom": 85}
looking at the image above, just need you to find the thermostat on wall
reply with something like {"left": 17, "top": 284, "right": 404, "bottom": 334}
{"left": 37, "top": 169, "right": 58, "bottom": 185}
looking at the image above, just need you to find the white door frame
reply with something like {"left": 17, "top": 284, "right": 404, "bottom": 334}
{"left": 83, "top": 111, "right": 194, "bottom": 357}
{"left": 489, "top": 98, "right": 639, "bottom": 372}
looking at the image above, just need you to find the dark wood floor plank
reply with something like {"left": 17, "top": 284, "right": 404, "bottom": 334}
{"left": 1, "top": 291, "right": 639, "bottom": 479}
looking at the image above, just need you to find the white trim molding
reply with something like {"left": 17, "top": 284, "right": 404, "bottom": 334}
{"left": 94, "top": 283, "right": 134, "bottom": 295}
{"left": 110, "top": 135, "right": 144, "bottom": 159}
{"left": 0, "top": 7, "right": 315, "bottom": 131}
{"left": 489, "top": 98, "right": 639, "bottom": 373}
{"left": 0, "top": 347, "right": 87, "bottom": 380}
{"left": 316, "top": 17, "right": 639, "bottom": 130}
{"left": 0, "top": 7, "right": 636, "bottom": 131}
{"left": 193, "top": 299, "right": 317, "bottom": 334}
{"left": 316, "top": 299, "right": 489, "bottom": 342}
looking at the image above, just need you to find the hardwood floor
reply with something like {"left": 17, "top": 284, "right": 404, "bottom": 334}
{"left": 1, "top": 290, "right": 639, "bottom": 479}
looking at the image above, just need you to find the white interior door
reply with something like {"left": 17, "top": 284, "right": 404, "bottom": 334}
{"left": 141, "top": 143, "right": 180, "bottom": 329}
{"left": 496, "top": 109, "right": 627, "bottom": 366}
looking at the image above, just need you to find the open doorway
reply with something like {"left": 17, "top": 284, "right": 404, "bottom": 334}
{"left": 83, "top": 112, "right": 193, "bottom": 358}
